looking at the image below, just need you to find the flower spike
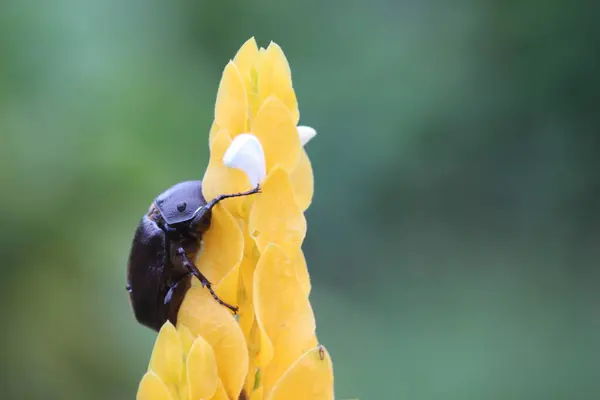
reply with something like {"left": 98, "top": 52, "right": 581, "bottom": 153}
{"left": 137, "top": 38, "right": 333, "bottom": 400}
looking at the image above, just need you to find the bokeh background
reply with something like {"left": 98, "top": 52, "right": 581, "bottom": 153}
{"left": 2, "top": 0, "right": 599, "bottom": 399}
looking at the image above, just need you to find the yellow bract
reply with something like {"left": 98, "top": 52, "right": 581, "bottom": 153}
{"left": 233, "top": 38, "right": 261, "bottom": 118}
{"left": 248, "top": 167, "right": 307, "bottom": 257}
{"left": 137, "top": 371, "right": 174, "bottom": 400}
{"left": 186, "top": 335, "right": 218, "bottom": 400}
{"left": 252, "top": 96, "right": 301, "bottom": 173}
{"left": 178, "top": 287, "right": 249, "bottom": 399}
{"left": 253, "top": 244, "right": 318, "bottom": 396}
{"left": 292, "top": 246, "right": 312, "bottom": 296}
{"left": 136, "top": 38, "right": 332, "bottom": 400}
{"left": 149, "top": 322, "right": 183, "bottom": 386}
{"left": 194, "top": 204, "right": 243, "bottom": 287}
{"left": 213, "top": 262, "right": 241, "bottom": 307}
{"left": 214, "top": 61, "right": 248, "bottom": 137}
{"left": 211, "top": 380, "right": 229, "bottom": 400}
{"left": 290, "top": 148, "right": 314, "bottom": 211}
{"left": 268, "top": 346, "right": 335, "bottom": 400}
{"left": 238, "top": 256, "right": 257, "bottom": 338}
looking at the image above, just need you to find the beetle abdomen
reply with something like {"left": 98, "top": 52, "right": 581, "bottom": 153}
{"left": 127, "top": 215, "right": 169, "bottom": 331}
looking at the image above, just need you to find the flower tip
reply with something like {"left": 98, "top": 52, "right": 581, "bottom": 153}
{"left": 223, "top": 133, "right": 266, "bottom": 187}
{"left": 297, "top": 125, "right": 317, "bottom": 146}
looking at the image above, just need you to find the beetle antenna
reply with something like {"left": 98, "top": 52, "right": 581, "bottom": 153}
{"left": 190, "top": 185, "right": 261, "bottom": 219}
{"left": 206, "top": 185, "right": 261, "bottom": 211}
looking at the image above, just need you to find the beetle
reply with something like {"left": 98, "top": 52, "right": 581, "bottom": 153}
{"left": 126, "top": 180, "right": 260, "bottom": 332}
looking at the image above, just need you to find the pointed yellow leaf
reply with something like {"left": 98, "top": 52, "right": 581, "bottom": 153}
{"left": 257, "top": 324, "right": 275, "bottom": 369}
{"left": 249, "top": 167, "right": 306, "bottom": 257}
{"left": 292, "top": 247, "right": 311, "bottom": 296}
{"left": 137, "top": 371, "right": 175, "bottom": 400}
{"left": 187, "top": 335, "right": 219, "bottom": 400}
{"left": 250, "top": 386, "right": 264, "bottom": 400}
{"left": 178, "top": 385, "right": 189, "bottom": 400}
{"left": 210, "top": 379, "right": 229, "bottom": 400}
{"left": 267, "top": 346, "right": 334, "bottom": 400}
{"left": 215, "top": 61, "right": 248, "bottom": 136}
{"left": 213, "top": 262, "right": 240, "bottom": 307}
{"left": 178, "top": 324, "right": 196, "bottom": 355}
{"left": 238, "top": 257, "right": 256, "bottom": 339}
{"left": 234, "top": 37, "right": 259, "bottom": 78}
{"left": 202, "top": 129, "right": 255, "bottom": 218}
{"left": 258, "top": 42, "right": 299, "bottom": 124}
{"left": 208, "top": 121, "right": 220, "bottom": 148}
{"left": 149, "top": 321, "right": 183, "bottom": 385}
{"left": 245, "top": 310, "right": 271, "bottom": 392}
{"left": 253, "top": 244, "right": 317, "bottom": 393}
{"left": 237, "top": 218, "right": 260, "bottom": 339}
{"left": 178, "top": 287, "right": 249, "bottom": 400}
{"left": 238, "top": 217, "right": 260, "bottom": 300}
{"left": 290, "top": 148, "right": 314, "bottom": 212}
{"left": 234, "top": 37, "right": 260, "bottom": 115}
{"left": 247, "top": 315, "right": 275, "bottom": 369}
{"left": 251, "top": 97, "right": 301, "bottom": 174}
{"left": 239, "top": 216, "right": 260, "bottom": 260}
{"left": 195, "top": 204, "right": 243, "bottom": 285}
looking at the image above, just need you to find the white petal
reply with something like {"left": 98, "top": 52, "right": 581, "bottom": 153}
{"left": 223, "top": 133, "right": 266, "bottom": 187}
{"left": 297, "top": 125, "right": 317, "bottom": 146}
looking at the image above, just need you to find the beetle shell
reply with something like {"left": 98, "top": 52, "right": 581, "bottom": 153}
{"left": 154, "top": 180, "right": 207, "bottom": 225}
{"left": 126, "top": 214, "right": 190, "bottom": 331}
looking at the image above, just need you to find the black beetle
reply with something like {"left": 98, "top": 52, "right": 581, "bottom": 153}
{"left": 126, "top": 180, "right": 260, "bottom": 332}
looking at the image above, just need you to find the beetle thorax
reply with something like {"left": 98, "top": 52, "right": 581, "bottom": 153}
{"left": 154, "top": 180, "right": 207, "bottom": 225}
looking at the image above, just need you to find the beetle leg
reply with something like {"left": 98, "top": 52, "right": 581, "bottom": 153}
{"left": 176, "top": 247, "right": 239, "bottom": 314}
{"left": 164, "top": 274, "right": 189, "bottom": 305}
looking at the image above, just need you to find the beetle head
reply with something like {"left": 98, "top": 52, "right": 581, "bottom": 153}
{"left": 187, "top": 204, "right": 213, "bottom": 234}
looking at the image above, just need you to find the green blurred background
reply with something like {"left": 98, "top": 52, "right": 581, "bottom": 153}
{"left": 2, "top": 0, "right": 599, "bottom": 399}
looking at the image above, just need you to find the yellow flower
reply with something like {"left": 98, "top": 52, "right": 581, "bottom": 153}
{"left": 137, "top": 38, "right": 333, "bottom": 400}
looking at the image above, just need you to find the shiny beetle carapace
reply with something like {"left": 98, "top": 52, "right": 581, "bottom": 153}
{"left": 126, "top": 180, "right": 260, "bottom": 331}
